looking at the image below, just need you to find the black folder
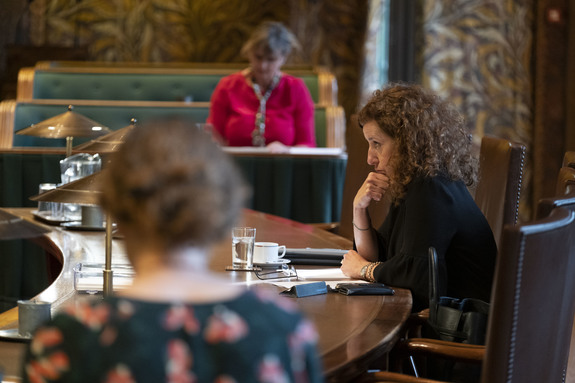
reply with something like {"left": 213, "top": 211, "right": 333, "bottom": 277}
{"left": 284, "top": 248, "right": 347, "bottom": 266}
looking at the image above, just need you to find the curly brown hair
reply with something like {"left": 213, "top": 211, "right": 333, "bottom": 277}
{"left": 358, "top": 83, "right": 477, "bottom": 201}
{"left": 100, "top": 118, "right": 249, "bottom": 251}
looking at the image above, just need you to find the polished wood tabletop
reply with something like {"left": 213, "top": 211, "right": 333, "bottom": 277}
{"left": 0, "top": 208, "right": 412, "bottom": 382}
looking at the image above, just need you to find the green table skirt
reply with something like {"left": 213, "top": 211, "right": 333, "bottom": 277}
{"left": 0, "top": 153, "right": 346, "bottom": 222}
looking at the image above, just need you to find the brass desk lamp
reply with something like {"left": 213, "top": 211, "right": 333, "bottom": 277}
{"left": 29, "top": 172, "right": 115, "bottom": 297}
{"left": 16, "top": 105, "right": 111, "bottom": 157}
{"left": 74, "top": 118, "right": 137, "bottom": 153}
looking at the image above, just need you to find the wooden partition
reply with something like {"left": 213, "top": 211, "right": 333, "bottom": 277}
{"left": 0, "top": 99, "right": 345, "bottom": 149}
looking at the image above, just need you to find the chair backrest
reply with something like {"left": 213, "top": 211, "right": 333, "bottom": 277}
{"left": 474, "top": 136, "right": 526, "bottom": 246}
{"left": 481, "top": 207, "right": 575, "bottom": 383}
{"left": 536, "top": 167, "right": 575, "bottom": 219}
{"left": 555, "top": 166, "right": 575, "bottom": 196}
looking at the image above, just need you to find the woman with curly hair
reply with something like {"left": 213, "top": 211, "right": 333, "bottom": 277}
{"left": 340, "top": 83, "right": 497, "bottom": 312}
{"left": 22, "top": 119, "right": 323, "bottom": 383}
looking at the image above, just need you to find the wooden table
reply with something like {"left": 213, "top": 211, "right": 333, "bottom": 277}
{"left": 0, "top": 208, "right": 412, "bottom": 382}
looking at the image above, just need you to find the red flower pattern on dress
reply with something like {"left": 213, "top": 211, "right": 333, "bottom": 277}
{"left": 253, "top": 288, "right": 298, "bottom": 313}
{"left": 204, "top": 306, "right": 248, "bottom": 343}
{"left": 99, "top": 324, "right": 118, "bottom": 346}
{"left": 65, "top": 301, "right": 111, "bottom": 330}
{"left": 258, "top": 354, "right": 290, "bottom": 383}
{"left": 104, "top": 364, "right": 136, "bottom": 383}
{"left": 289, "top": 320, "right": 318, "bottom": 374}
{"left": 116, "top": 299, "right": 135, "bottom": 320}
{"left": 290, "top": 320, "right": 318, "bottom": 348}
{"left": 166, "top": 339, "right": 196, "bottom": 383}
{"left": 163, "top": 304, "right": 200, "bottom": 334}
{"left": 30, "top": 327, "right": 64, "bottom": 355}
{"left": 26, "top": 351, "right": 70, "bottom": 383}
{"left": 26, "top": 327, "right": 70, "bottom": 383}
{"left": 214, "top": 375, "right": 237, "bottom": 383}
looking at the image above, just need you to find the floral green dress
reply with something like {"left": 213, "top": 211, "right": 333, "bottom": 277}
{"left": 22, "top": 289, "right": 323, "bottom": 383}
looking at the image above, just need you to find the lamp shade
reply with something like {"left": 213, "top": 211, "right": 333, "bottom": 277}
{"left": 74, "top": 118, "right": 136, "bottom": 152}
{"left": 0, "top": 209, "right": 50, "bottom": 240}
{"left": 29, "top": 171, "right": 104, "bottom": 205}
{"left": 16, "top": 105, "right": 111, "bottom": 139}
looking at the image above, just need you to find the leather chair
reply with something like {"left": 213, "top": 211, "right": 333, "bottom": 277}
{"left": 554, "top": 166, "right": 575, "bottom": 196}
{"left": 398, "top": 136, "right": 527, "bottom": 340}
{"left": 386, "top": 167, "right": 575, "bottom": 381}
{"left": 473, "top": 136, "right": 526, "bottom": 246}
{"left": 535, "top": 169, "right": 575, "bottom": 221}
{"left": 562, "top": 151, "right": 575, "bottom": 169}
{"left": 361, "top": 205, "right": 575, "bottom": 383}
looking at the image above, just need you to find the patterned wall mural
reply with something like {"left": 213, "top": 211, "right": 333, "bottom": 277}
{"left": 420, "top": 0, "right": 534, "bottom": 220}
{"left": 23, "top": 0, "right": 368, "bottom": 124}
{"left": 28, "top": 0, "right": 290, "bottom": 62}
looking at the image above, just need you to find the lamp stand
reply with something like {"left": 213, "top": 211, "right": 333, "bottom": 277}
{"left": 66, "top": 136, "right": 74, "bottom": 157}
{"left": 103, "top": 214, "right": 113, "bottom": 297}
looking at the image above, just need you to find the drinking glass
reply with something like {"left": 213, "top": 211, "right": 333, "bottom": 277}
{"left": 231, "top": 227, "right": 256, "bottom": 270}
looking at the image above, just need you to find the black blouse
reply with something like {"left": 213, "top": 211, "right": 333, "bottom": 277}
{"left": 372, "top": 174, "right": 497, "bottom": 312}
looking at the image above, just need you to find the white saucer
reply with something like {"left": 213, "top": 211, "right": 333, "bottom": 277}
{"left": 32, "top": 210, "right": 76, "bottom": 225}
{"left": 254, "top": 259, "right": 291, "bottom": 267}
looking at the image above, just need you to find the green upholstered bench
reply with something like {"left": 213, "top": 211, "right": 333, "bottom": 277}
{"left": 17, "top": 65, "right": 338, "bottom": 106}
{"left": 0, "top": 100, "right": 345, "bottom": 149}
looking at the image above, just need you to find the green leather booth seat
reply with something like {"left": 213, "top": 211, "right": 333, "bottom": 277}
{"left": 17, "top": 65, "right": 338, "bottom": 106}
{"left": 1, "top": 100, "right": 345, "bottom": 149}
{"left": 36, "top": 61, "right": 317, "bottom": 70}
{"left": 0, "top": 151, "right": 346, "bottom": 223}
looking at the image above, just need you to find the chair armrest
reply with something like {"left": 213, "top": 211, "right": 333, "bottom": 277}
{"left": 414, "top": 308, "right": 429, "bottom": 321}
{"left": 399, "top": 308, "right": 429, "bottom": 338}
{"left": 397, "top": 338, "right": 485, "bottom": 364}
{"left": 359, "top": 371, "right": 446, "bottom": 383}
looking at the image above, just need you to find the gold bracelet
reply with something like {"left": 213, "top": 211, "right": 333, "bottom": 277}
{"left": 353, "top": 221, "right": 370, "bottom": 231}
{"left": 367, "top": 262, "right": 376, "bottom": 282}
{"left": 360, "top": 263, "right": 370, "bottom": 280}
{"left": 366, "top": 262, "right": 381, "bottom": 283}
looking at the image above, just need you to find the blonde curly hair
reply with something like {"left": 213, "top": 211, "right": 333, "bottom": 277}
{"left": 100, "top": 118, "right": 249, "bottom": 251}
{"left": 358, "top": 83, "right": 477, "bottom": 201}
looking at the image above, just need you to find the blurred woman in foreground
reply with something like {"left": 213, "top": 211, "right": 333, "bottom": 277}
{"left": 22, "top": 119, "right": 323, "bottom": 382}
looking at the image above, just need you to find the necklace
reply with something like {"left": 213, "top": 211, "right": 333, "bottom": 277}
{"left": 251, "top": 73, "right": 280, "bottom": 146}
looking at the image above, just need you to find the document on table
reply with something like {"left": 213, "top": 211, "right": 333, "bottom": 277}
{"left": 270, "top": 268, "right": 361, "bottom": 290}
{"left": 222, "top": 147, "right": 346, "bottom": 156}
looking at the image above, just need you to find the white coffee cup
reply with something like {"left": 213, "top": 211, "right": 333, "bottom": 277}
{"left": 253, "top": 242, "right": 287, "bottom": 264}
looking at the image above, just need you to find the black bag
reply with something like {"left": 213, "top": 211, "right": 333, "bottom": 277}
{"left": 427, "top": 247, "right": 489, "bottom": 345}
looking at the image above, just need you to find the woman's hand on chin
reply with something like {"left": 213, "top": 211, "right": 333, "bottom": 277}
{"left": 266, "top": 141, "right": 290, "bottom": 153}
{"left": 353, "top": 172, "right": 389, "bottom": 209}
{"left": 341, "top": 250, "right": 371, "bottom": 280}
